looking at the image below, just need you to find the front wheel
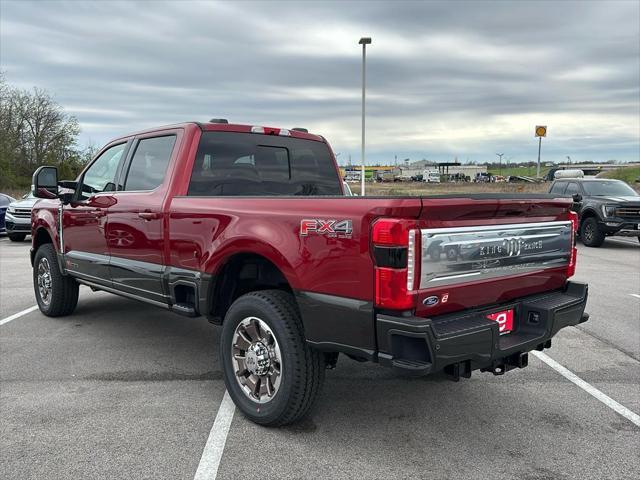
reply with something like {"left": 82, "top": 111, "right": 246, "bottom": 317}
{"left": 33, "top": 243, "right": 79, "bottom": 316}
{"left": 580, "top": 217, "right": 605, "bottom": 247}
{"left": 220, "top": 290, "right": 325, "bottom": 426}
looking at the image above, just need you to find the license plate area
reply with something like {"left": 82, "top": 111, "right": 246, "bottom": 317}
{"left": 486, "top": 308, "right": 515, "bottom": 335}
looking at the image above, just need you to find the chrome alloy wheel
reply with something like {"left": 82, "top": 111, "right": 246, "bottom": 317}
{"left": 231, "top": 316, "right": 282, "bottom": 404}
{"left": 583, "top": 223, "right": 594, "bottom": 243}
{"left": 37, "top": 257, "right": 53, "bottom": 307}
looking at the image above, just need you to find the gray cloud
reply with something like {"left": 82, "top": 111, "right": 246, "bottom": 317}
{"left": 1, "top": 0, "right": 638, "bottom": 163}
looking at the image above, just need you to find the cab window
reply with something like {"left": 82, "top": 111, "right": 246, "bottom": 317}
{"left": 123, "top": 136, "right": 176, "bottom": 191}
{"left": 79, "top": 143, "right": 126, "bottom": 200}
{"left": 549, "top": 182, "right": 566, "bottom": 195}
{"left": 564, "top": 182, "right": 580, "bottom": 196}
{"left": 188, "top": 131, "right": 341, "bottom": 196}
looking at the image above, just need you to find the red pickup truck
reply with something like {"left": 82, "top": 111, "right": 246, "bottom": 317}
{"left": 30, "top": 120, "right": 588, "bottom": 426}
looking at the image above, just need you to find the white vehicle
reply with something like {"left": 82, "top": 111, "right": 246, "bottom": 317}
{"left": 423, "top": 170, "right": 441, "bottom": 183}
{"left": 4, "top": 192, "right": 37, "bottom": 242}
{"left": 554, "top": 169, "right": 584, "bottom": 180}
{"left": 342, "top": 181, "right": 355, "bottom": 196}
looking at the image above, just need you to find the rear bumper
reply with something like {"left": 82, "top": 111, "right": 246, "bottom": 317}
{"left": 377, "top": 281, "right": 588, "bottom": 377}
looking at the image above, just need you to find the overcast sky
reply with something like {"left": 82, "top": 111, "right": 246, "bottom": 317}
{"left": 1, "top": 0, "right": 639, "bottom": 164}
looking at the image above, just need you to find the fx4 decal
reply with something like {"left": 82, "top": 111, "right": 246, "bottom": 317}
{"left": 300, "top": 219, "right": 353, "bottom": 238}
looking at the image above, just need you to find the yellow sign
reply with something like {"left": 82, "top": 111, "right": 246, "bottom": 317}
{"left": 535, "top": 126, "right": 547, "bottom": 137}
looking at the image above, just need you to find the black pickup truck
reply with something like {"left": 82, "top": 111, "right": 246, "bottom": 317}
{"left": 549, "top": 178, "right": 640, "bottom": 247}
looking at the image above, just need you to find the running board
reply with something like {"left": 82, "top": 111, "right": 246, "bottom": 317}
{"left": 171, "top": 303, "right": 198, "bottom": 317}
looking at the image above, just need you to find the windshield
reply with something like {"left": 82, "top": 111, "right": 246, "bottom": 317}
{"left": 582, "top": 180, "right": 638, "bottom": 197}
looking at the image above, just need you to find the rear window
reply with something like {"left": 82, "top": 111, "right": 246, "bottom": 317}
{"left": 187, "top": 132, "right": 341, "bottom": 196}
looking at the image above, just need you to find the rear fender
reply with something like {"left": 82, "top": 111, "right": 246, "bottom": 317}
{"left": 203, "top": 237, "right": 300, "bottom": 289}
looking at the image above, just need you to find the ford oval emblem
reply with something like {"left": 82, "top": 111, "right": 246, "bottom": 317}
{"left": 423, "top": 296, "right": 439, "bottom": 307}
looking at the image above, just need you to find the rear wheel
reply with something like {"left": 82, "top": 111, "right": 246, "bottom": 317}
{"left": 33, "top": 243, "right": 79, "bottom": 316}
{"left": 8, "top": 233, "right": 26, "bottom": 242}
{"left": 220, "top": 290, "right": 325, "bottom": 426}
{"left": 580, "top": 217, "right": 605, "bottom": 247}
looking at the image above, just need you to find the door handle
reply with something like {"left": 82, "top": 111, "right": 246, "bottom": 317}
{"left": 138, "top": 212, "right": 160, "bottom": 221}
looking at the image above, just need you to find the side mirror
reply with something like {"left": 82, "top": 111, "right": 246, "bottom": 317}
{"left": 32, "top": 166, "right": 58, "bottom": 199}
{"left": 572, "top": 193, "right": 583, "bottom": 203}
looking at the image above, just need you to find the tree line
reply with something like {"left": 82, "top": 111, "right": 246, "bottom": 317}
{"left": 0, "top": 75, "right": 95, "bottom": 191}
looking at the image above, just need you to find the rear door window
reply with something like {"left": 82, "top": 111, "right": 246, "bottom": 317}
{"left": 564, "top": 182, "right": 580, "bottom": 196}
{"left": 549, "top": 182, "right": 567, "bottom": 195}
{"left": 123, "top": 135, "right": 176, "bottom": 191}
{"left": 188, "top": 132, "right": 340, "bottom": 196}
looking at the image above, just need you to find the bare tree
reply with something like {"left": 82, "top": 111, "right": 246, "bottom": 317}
{"left": 0, "top": 75, "right": 82, "bottom": 189}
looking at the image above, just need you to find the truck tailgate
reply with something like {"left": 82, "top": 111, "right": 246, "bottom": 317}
{"left": 413, "top": 195, "right": 575, "bottom": 317}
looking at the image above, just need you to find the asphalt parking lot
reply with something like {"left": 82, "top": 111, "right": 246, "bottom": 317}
{"left": 1, "top": 236, "right": 638, "bottom": 480}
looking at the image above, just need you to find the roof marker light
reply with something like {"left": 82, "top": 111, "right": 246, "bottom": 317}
{"left": 251, "top": 126, "right": 265, "bottom": 134}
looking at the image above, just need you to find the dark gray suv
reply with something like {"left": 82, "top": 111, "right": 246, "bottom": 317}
{"left": 549, "top": 178, "right": 640, "bottom": 247}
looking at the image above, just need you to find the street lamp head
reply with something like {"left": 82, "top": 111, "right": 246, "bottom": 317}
{"left": 359, "top": 37, "right": 372, "bottom": 45}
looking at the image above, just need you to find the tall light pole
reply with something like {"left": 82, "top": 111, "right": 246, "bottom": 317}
{"left": 359, "top": 37, "right": 371, "bottom": 195}
{"left": 496, "top": 153, "right": 504, "bottom": 176}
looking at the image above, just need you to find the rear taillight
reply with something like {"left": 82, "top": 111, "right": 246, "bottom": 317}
{"left": 567, "top": 211, "right": 578, "bottom": 278}
{"left": 372, "top": 219, "right": 420, "bottom": 310}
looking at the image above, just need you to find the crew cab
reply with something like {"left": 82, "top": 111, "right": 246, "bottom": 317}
{"left": 30, "top": 120, "right": 588, "bottom": 426}
{"left": 549, "top": 177, "right": 640, "bottom": 247}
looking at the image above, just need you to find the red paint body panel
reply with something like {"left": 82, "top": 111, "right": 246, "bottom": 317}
{"left": 168, "top": 197, "right": 422, "bottom": 300}
{"left": 31, "top": 121, "right": 576, "bottom": 321}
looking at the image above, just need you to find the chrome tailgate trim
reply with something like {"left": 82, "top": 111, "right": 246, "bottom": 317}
{"left": 419, "top": 221, "right": 572, "bottom": 289}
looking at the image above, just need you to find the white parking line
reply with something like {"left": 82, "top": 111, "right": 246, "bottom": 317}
{"left": 630, "top": 294, "right": 640, "bottom": 299}
{"left": 193, "top": 390, "right": 236, "bottom": 480}
{"left": 532, "top": 351, "right": 640, "bottom": 427}
{"left": 0, "top": 305, "right": 39, "bottom": 326}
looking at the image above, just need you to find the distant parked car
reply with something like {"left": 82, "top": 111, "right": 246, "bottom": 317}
{"left": 5, "top": 192, "right": 37, "bottom": 241}
{"left": 423, "top": 170, "right": 441, "bottom": 183}
{"left": 0, "top": 193, "right": 16, "bottom": 235}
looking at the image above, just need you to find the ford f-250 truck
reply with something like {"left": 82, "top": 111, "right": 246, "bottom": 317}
{"left": 30, "top": 120, "right": 589, "bottom": 426}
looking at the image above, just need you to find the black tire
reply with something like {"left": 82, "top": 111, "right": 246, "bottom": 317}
{"left": 8, "top": 233, "right": 26, "bottom": 242}
{"left": 580, "top": 217, "right": 605, "bottom": 247}
{"left": 33, "top": 243, "right": 79, "bottom": 316}
{"left": 220, "top": 290, "right": 325, "bottom": 426}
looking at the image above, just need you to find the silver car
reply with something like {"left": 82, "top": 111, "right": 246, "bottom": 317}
{"left": 5, "top": 192, "right": 37, "bottom": 242}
